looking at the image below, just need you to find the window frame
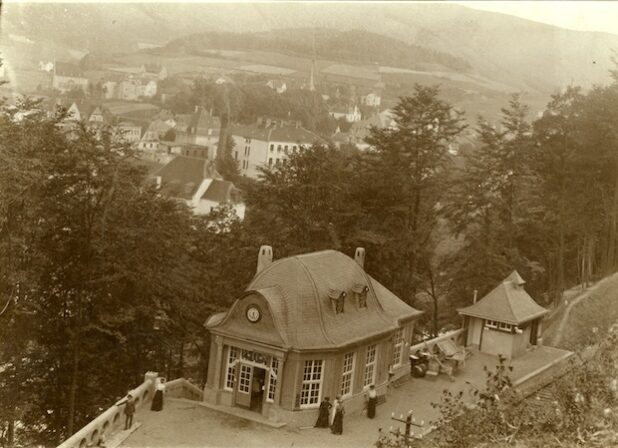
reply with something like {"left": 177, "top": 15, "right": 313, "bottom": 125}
{"left": 363, "top": 344, "right": 377, "bottom": 389}
{"left": 392, "top": 327, "right": 405, "bottom": 367}
{"left": 224, "top": 346, "right": 239, "bottom": 391}
{"left": 300, "top": 360, "right": 323, "bottom": 408}
{"left": 340, "top": 352, "right": 356, "bottom": 398}
{"left": 238, "top": 364, "right": 252, "bottom": 394}
{"left": 266, "top": 357, "right": 279, "bottom": 402}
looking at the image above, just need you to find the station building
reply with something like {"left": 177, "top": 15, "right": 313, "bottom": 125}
{"left": 459, "top": 271, "right": 549, "bottom": 359}
{"left": 204, "top": 246, "right": 422, "bottom": 426}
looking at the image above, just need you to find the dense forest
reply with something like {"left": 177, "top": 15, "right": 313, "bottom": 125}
{"left": 2, "top": 60, "right": 618, "bottom": 447}
{"left": 163, "top": 29, "right": 472, "bottom": 72}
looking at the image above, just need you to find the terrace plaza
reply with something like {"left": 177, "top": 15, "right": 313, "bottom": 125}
{"left": 119, "top": 345, "right": 570, "bottom": 448}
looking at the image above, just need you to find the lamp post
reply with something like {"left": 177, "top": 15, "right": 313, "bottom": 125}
{"left": 389, "top": 410, "right": 425, "bottom": 447}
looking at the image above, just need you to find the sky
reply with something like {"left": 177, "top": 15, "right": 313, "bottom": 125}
{"left": 457, "top": 1, "right": 618, "bottom": 35}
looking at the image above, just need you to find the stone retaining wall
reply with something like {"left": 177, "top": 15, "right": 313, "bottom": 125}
{"left": 57, "top": 372, "right": 158, "bottom": 448}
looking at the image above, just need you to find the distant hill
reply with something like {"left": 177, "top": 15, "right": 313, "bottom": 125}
{"left": 163, "top": 29, "right": 471, "bottom": 73}
{"left": 3, "top": 2, "right": 618, "bottom": 103}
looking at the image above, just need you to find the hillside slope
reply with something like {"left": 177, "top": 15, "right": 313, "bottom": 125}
{"left": 163, "top": 29, "right": 471, "bottom": 73}
{"left": 2, "top": 3, "right": 617, "bottom": 96}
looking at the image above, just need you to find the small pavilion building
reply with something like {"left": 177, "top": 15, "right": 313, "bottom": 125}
{"left": 204, "top": 246, "right": 422, "bottom": 426}
{"left": 458, "top": 271, "right": 549, "bottom": 359}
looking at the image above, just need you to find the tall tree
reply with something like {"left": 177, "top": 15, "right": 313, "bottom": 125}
{"left": 244, "top": 143, "right": 357, "bottom": 257}
{"left": 357, "top": 85, "right": 466, "bottom": 305}
{"left": 444, "top": 94, "right": 537, "bottom": 307}
{"left": 531, "top": 87, "right": 590, "bottom": 299}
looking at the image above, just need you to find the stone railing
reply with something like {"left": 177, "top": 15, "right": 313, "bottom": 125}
{"left": 57, "top": 372, "right": 158, "bottom": 448}
{"left": 165, "top": 378, "right": 204, "bottom": 401}
{"left": 409, "top": 329, "right": 465, "bottom": 355}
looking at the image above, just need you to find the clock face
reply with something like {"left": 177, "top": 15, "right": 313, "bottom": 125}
{"left": 246, "top": 305, "right": 261, "bottom": 323}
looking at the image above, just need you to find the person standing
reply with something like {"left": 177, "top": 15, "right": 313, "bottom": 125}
{"left": 151, "top": 377, "right": 166, "bottom": 412}
{"left": 366, "top": 384, "right": 377, "bottom": 419}
{"left": 330, "top": 395, "right": 345, "bottom": 435}
{"left": 116, "top": 393, "right": 135, "bottom": 430}
{"left": 314, "top": 397, "right": 332, "bottom": 428}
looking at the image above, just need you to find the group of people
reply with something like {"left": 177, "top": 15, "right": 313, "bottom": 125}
{"left": 116, "top": 377, "right": 166, "bottom": 431}
{"left": 314, "top": 384, "right": 379, "bottom": 435}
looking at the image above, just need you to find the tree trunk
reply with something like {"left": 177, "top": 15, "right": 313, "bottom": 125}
{"left": 66, "top": 340, "right": 79, "bottom": 437}
{"left": 605, "top": 158, "right": 618, "bottom": 273}
{"left": 7, "top": 419, "right": 14, "bottom": 447}
{"left": 555, "top": 186, "right": 566, "bottom": 304}
{"left": 178, "top": 342, "right": 184, "bottom": 378}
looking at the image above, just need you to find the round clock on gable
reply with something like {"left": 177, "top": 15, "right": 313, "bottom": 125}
{"left": 245, "top": 305, "right": 261, "bottom": 323}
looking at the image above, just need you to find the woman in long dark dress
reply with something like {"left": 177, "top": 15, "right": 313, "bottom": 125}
{"left": 366, "top": 384, "right": 377, "bottom": 419}
{"left": 330, "top": 396, "right": 344, "bottom": 435}
{"left": 151, "top": 377, "right": 166, "bottom": 411}
{"left": 314, "top": 397, "right": 331, "bottom": 428}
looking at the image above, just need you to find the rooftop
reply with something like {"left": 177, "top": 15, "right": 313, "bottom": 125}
{"left": 152, "top": 156, "right": 221, "bottom": 199}
{"left": 55, "top": 61, "right": 85, "bottom": 78}
{"left": 228, "top": 122, "right": 322, "bottom": 145}
{"left": 458, "top": 271, "right": 549, "bottom": 325}
{"left": 118, "top": 346, "right": 571, "bottom": 448}
{"left": 208, "top": 250, "right": 422, "bottom": 350}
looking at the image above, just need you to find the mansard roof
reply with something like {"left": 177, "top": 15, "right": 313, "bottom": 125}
{"left": 207, "top": 250, "right": 422, "bottom": 350}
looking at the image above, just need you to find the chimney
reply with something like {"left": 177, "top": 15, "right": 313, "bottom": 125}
{"left": 155, "top": 176, "right": 162, "bottom": 189}
{"left": 473, "top": 289, "right": 478, "bottom": 304}
{"left": 195, "top": 105, "right": 199, "bottom": 113}
{"left": 354, "top": 247, "right": 365, "bottom": 269}
{"left": 257, "top": 246, "right": 273, "bottom": 275}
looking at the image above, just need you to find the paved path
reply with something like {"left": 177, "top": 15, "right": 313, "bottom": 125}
{"left": 549, "top": 273, "right": 618, "bottom": 347}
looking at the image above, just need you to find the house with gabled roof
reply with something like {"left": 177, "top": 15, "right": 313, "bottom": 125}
{"left": 152, "top": 156, "right": 245, "bottom": 219}
{"left": 459, "top": 271, "right": 549, "bottom": 359}
{"left": 204, "top": 247, "right": 422, "bottom": 426}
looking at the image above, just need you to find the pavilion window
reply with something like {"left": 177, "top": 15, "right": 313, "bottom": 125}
{"left": 225, "top": 346, "right": 239, "bottom": 390}
{"left": 266, "top": 357, "right": 279, "bottom": 402}
{"left": 391, "top": 327, "right": 404, "bottom": 367}
{"left": 352, "top": 284, "right": 369, "bottom": 308}
{"left": 363, "top": 344, "right": 377, "bottom": 388}
{"left": 329, "top": 288, "right": 347, "bottom": 314}
{"left": 300, "top": 360, "right": 323, "bottom": 407}
{"left": 238, "top": 364, "right": 252, "bottom": 394}
{"left": 340, "top": 352, "right": 355, "bottom": 397}
{"left": 486, "top": 320, "right": 513, "bottom": 333}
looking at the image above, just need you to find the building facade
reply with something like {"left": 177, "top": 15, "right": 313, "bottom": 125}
{"left": 204, "top": 247, "right": 422, "bottom": 427}
{"left": 229, "top": 119, "right": 322, "bottom": 179}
